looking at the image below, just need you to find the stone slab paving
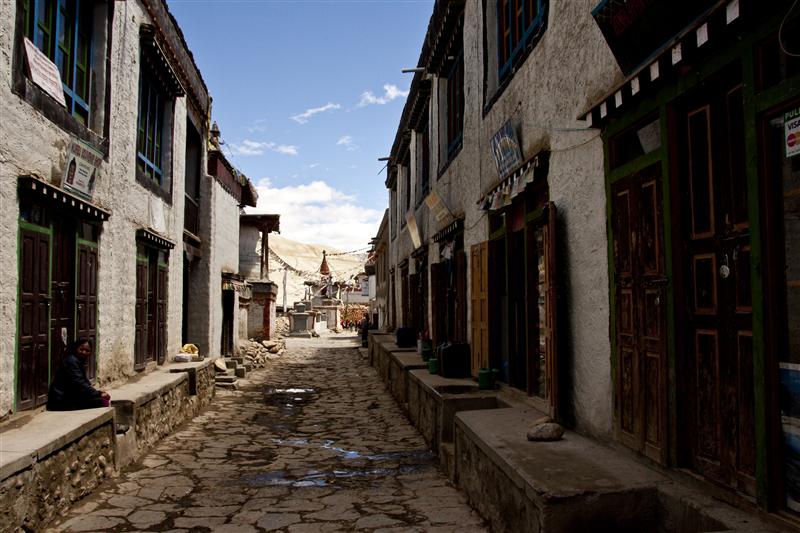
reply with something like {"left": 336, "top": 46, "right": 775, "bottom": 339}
{"left": 45, "top": 333, "right": 487, "bottom": 532}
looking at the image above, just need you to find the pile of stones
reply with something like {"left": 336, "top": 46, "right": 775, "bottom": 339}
{"left": 275, "top": 315, "right": 290, "bottom": 336}
{"left": 237, "top": 338, "right": 287, "bottom": 367}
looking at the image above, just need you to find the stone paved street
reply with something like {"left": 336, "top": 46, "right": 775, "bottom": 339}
{"left": 45, "top": 334, "right": 487, "bottom": 532}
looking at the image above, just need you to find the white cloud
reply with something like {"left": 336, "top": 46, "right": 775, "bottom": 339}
{"left": 229, "top": 139, "right": 299, "bottom": 156}
{"left": 308, "top": 163, "right": 320, "bottom": 168}
{"left": 357, "top": 84, "right": 409, "bottom": 107}
{"left": 247, "top": 118, "right": 268, "bottom": 133}
{"left": 246, "top": 179, "right": 382, "bottom": 251}
{"left": 290, "top": 102, "right": 341, "bottom": 124}
{"left": 336, "top": 135, "right": 358, "bottom": 151}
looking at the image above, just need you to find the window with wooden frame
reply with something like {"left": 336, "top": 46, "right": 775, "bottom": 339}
{"left": 22, "top": 0, "right": 93, "bottom": 124}
{"left": 136, "top": 26, "right": 183, "bottom": 198}
{"left": 136, "top": 65, "right": 167, "bottom": 184}
{"left": 497, "top": 0, "right": 547, "bottom": 82}
{"left": 445, "top": 50, "right": 464, "bottom": 160}
{"left": 415, "top": 109, "right": 430, "bottom": 207}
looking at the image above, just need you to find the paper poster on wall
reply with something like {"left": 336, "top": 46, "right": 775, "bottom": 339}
{"left": 785, "top": 107, "right": 800, "bottom": 158}
{"left": 63, "top": 138, "right": 102, "bottom": 199}
{"left": 24, "top": 38, "right": 66, "bottom": 107}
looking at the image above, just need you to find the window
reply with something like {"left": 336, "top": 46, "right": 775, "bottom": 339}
{"left": 497, "top": 0, "right": 546, "bottom": 82}
{"left": 136, "top": 27, "right": 183, "bottom": 197}
{"left": 415, "top": 109, "right": 430, "bottom": 206}
{"left": 402, "top": 153, "right": 411, "bottom": 217}
{"left": 137, "top": 65, "right": 167, "bottom": 184}
{"left": 22, "top": 0, "right": 93, "bottom": 124}
{"left": 445, "top": 51, "right": 464, "bottom": 159}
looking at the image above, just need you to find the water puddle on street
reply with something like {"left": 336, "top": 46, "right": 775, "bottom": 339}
{"left": 245, "top": 384, "right": 436, "bottom": 488}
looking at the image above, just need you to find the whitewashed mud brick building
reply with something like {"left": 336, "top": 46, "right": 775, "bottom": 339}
{"left": 0, "top": 0, "right": 254, "bottom": 418}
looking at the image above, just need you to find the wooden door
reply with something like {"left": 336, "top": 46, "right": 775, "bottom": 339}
{"left": 612, "top": 165, "right": 668, "bottom": 463}
{"left": 454, "top": 250, "right": 467, "bottom": 343}
{"left": 542, "top": 203, "right": 560, "bottom": 419}
{"left": 50, "top": 218, "right": 75, "bottom": 370}
{"left": 470, "top": 242, "right": 489, "bottom": 374}
{"left": 221, "top": 289, "right": 234, "bottom": 356}
{"left": 134, "top": 258, "right": 148, "bottom": 369}
{"left": 675, "top": 73, "right": 755, "bottom": 493}
{"left": 157, "top": 264, "right": 168, "bottom": 364}
{"left": 430, "top": 262, "right": 446, "bottom": 346}
{"left": 18, "top": 228, "right": 51, "bottom": 410}
{"left": 509, "top": 228, "right": 527, "bottom": 390}
{"left": 76, "top": 243, "right": 98, "bottom": 380}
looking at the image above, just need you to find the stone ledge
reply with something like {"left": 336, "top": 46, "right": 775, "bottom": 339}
{"left": 108, "top": 370, "right": 187, "bottom": 407}
{"left": 455, "top": 407, "right": 662, "bottom": 500}
{"left": 0, "top": 407, "right": 114, "bottom": 480}
{"left": 168, "top": 357, "right": 217, "bottom": 395}
{"left": 452, "top": 408, "right": 783, "bottom": 532}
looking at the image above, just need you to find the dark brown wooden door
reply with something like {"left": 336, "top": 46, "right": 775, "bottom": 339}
{"left": 542, "top": 203, "right": 560, "bottom": 420}
{"left": 76, "top": 244, "right": 98, "bottom": 380}
{"left": 50, "top": 219, "right": 75, "bottom": 370}
{"left": 221, "top": 289, "right": 234, "bottom": 356}
{"left": 675, "top": 73, "right": 755, "bottom": 494}
{"left": 453, "top": 250, "right": 467, "bottom": 343}
{"left": 135, "top": 259, "right": 148, "bottom": 369}
{"left": 430, "top": 262, "right": 445, "bottom": 346}
{"left": 157, "top": 265, "right": 168, "bottom": 364}
{"left": 612, "top": 165, "right": 668, "bottom": 463}
{"left": 18, "top": 228, "right": 51, "bottom": 410}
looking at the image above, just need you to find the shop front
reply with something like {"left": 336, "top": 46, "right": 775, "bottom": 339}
{"left": 16, "top": 176, "right": 109, "bottom": 410}
{"left": 588, "top": 0, "right": 800, "bottom": 514}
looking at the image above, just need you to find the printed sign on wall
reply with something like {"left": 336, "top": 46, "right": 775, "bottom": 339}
{"left": 786, "top": 107, "right": 800, "bottom": 159}
{"left": 490, "top": 120, "right": 523, "bottom": 179}
{"left": 63, "top": 138, "right": 102, "bottom": 199}
{"left": 24, "top": 38, "right": 66, "bottom": 107}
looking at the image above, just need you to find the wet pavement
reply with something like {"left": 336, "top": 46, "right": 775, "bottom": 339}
{"left": 46, "top": 333, "right": 487, "bottom": 532}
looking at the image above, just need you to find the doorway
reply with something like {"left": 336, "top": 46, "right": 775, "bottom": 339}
{"left": 761, "top": 98, "right": 800, "bottom": 512}
{"left": 673, "top": 66, "right": 756, "bottom": 495}
{"left": 611, "top": 164, "right": 668, "bottom": 463}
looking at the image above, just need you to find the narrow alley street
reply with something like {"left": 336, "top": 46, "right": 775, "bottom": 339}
{"left": 45, "top": 334, "right": 487, "bottom": 533}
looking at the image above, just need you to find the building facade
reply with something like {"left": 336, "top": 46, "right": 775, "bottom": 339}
{"left": 1, "top": 0, "right": 251, "bottom": 417}
{"left": 381, "top": 0, "right": 800, "bottom": 518}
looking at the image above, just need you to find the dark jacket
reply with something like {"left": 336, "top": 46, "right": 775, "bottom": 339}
{"left": 47, "top": 353, "right": 103, "bottom": 411}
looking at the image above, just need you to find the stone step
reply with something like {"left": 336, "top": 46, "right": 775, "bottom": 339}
{"left": 225, "top": 359, "right": 237, "bottom": 369}
{"left": 234, "top": 366, "right": 247, "bottom": 378}
{"left": 215, "top": 375, "right": 237, "bottom": 384}
{"left": 243, "top": 363, "right": 253, "bottom": 372}
{"left": 215, "top": 381, "right": 238, "bottom": 390}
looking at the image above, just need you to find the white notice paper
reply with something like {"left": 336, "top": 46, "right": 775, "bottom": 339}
{"left": 24, "top": 38, "right": 66, "bottom": 107}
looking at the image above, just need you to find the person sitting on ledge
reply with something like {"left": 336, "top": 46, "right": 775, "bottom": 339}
{"left": 47, "top": 338, "right": 110, "bottom": 411}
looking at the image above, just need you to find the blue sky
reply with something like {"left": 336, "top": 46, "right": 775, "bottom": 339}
{"left": 168, "top": 0, "right": 433, "bottom": 250}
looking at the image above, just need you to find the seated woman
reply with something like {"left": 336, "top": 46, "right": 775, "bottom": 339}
{"left": 47, "top": 338, "right": 110, "bottom": 411}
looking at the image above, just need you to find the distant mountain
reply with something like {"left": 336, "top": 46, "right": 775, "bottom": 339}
{"left": 266, "top": 234, "right": 367, "bottom": 309}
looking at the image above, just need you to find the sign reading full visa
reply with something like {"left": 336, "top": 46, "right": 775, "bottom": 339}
{"left": 786, "top": 107, "right": 800, "bottom": 159}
